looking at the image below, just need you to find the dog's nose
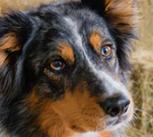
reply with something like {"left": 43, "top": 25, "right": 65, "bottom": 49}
{"left": 99, "top": 95, "right": 130, "bottom": 117}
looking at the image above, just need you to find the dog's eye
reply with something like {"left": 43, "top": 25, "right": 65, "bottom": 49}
{"left": 50, "top": 59, "right": 65, "bottom": 71}
{"left": 101, "top": 44, "right": 112, "bottom": 59}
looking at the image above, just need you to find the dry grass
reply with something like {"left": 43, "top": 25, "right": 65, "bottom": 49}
{"left": 0, "top": 0, "right": 55, "bottom": 12}
{"left": 126, "top": 0, "right": 153, "bottom": 136}
{"left": 126, "top": 54, "right": 153, "bottom": 137}
{"left": 0, "top": 0, "right": 153, "bottom": 137}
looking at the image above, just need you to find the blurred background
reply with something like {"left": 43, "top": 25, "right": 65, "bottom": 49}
{"left": 127, "top": 0, "right": 153, "bottom": 137}
{"left": 0, "top": 0, "right": 153, "bottom": 137}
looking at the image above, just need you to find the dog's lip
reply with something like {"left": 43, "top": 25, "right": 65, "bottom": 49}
{"left": 94, "top": 114, "right": 130, "bottom": 132}
{"left": 106, "top": 113, "right": 129, "bottom": 127}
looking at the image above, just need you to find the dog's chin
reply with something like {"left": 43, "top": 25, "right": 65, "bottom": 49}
{"left": 97, "top": 103, "right": 134, "bottom": 132}
{"left": 93, "top": 112, "right": 133, "bottom": 133}
{"left": 71, "top": 114, "right": 132, "bottom": 134}
{"left": 103, "top": 113, "right": 133, "bottom": 132}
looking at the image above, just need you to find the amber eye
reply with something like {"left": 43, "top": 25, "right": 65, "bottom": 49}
{"left": 101, "top": 44, "right": 112, "bottom": 58}
{"left": 50, "top": 60, "right": 65, "bottom": 71}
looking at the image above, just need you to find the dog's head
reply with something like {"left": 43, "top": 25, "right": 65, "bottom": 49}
{"left": 0, "top": 0, "right": 137, "bottom": 137}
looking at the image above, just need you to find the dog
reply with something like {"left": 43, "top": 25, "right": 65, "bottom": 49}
{"left": 0, "top": 0, "right": 137, "bottom": 137}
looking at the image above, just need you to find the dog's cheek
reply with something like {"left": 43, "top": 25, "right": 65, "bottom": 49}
{"left": 25, "top": 89, "right": 73, "bottom": 137}
{"left": 25, "top": 86, "right": 107, "bottom": 136}
{"left": 51, "top": 87, "right": 106, "bottom": 132}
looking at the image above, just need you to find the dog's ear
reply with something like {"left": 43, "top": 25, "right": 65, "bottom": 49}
{"left": 82, "top": 0, "right": 137, "bottom": 71}
{"left": 81, "top": 0, "right": 137, "bottom": 39}
{"left": 0, "top": 12, "right": 33, "bottom": 67}
{"left": 0, "top": 12, "right": 35, "bottom": 98}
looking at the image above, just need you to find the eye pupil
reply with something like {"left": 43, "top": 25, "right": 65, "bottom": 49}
{"left": 101, "top": 45, "right": 112, "bottom": 57}
{"left": 102, "top": 47, "right": 108, "bottom": 54}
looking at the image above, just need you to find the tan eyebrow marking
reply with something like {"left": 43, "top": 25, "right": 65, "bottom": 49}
{"left": 58, "top": 42, "right": 75, "bottom": 64}
{"left": 89, "top": 31, "right": 102, "bottom": 54}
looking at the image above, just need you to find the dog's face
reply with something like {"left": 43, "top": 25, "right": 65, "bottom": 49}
{"left": 0, "top": 0, "right": 137, "bottom": 137}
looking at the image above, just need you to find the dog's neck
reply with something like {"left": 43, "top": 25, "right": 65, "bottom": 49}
{"left": 0, "top": 122, "right": 112, "bottom": 137}
{"left": 0, "top": 132, "right": 99, "bottom": 137}
{"left": 0, "top": 128, "right": 111, "bottom": 137}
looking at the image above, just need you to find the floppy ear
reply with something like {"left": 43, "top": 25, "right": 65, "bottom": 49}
{"left": 82, "top": 0, "right": 137, "bottom": 38}
{"left": 82, "top": 0, "right": 137, "bottom": 70}
{"left": 0, "top": 12, "right": 33, "bottom": 67}
{"left": 0, "top": 12, "right": 35, "bottom": 98}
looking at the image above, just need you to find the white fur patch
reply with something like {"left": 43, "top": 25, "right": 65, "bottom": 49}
{"left": 0, "top": 126, "right": 12, "bottom": 137}
{"left": 73, "top": 132, "right": 100, "bottom": 137}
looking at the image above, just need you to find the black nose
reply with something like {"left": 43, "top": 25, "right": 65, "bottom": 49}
{"left": 99, "top": 95, "right": 130, "bottom": 117}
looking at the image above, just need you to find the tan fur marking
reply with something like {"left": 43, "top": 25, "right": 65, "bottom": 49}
{"left": 0, "top": 33, "right": 19, "bottom": 51}
{"left": 38, "top": 100, "right": 71, "bottom": 137}
{"left": 58, "top": 42, "right": 75, "bottom": 64}
{"left": 26, "top": 90, "right": 73, "bottom": 137}
{"left": 89, "top": 32, "right": 102, "bottom": 54}
{"left": 0, "top": 51, "right": 7, "bottom": 67}
{"left": 26, "top": 84, "right": 106, "bottom": 137}
{"left": 100, "top": 131, "right": 112, "bottom": 137}
{"left": 0, "top": 33, "right": 19, "bottom": 66}
{"left": 26, "top": 90, "right": 40, "bottom": 110}
{"left": 51, "top": 89, "right": 105, "bottom": 132}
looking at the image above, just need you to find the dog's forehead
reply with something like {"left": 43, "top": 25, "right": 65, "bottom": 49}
{"left": 62, "top": 11, "right": 109, "bottom": 38}
{"left": 32, "top": 6, "right": 114, "bottom": 63}
{"left": 45, "top": 10, "right": 111, "bottom": 51}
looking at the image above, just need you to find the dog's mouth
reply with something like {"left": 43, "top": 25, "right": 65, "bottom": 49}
{"left": 92, "top": 111, "right": 133, "bottom": 132}
{"left": 103, "top": 113, "right": 131, "bottom": 131}
{"left": 70, "top": 113, "right": 131, "bottom": 133}
{"left": 68, "top": 102, "right": 134, "bottom": 133}
{"left": 104, "top": 101, "right": 134, "bottom": 131}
